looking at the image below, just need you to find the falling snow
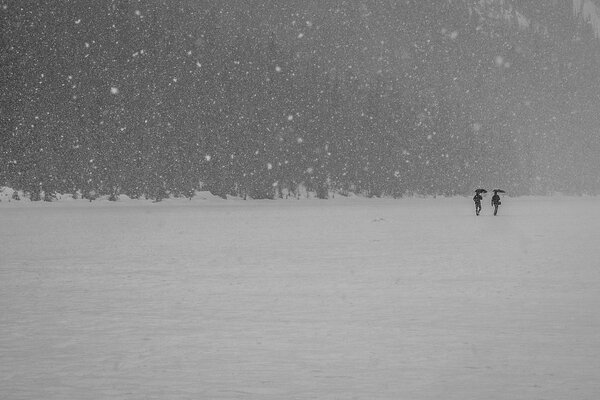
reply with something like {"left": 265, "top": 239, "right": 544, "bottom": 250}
{"left": 1, "top": 1, "right": 600, "bottom": 202}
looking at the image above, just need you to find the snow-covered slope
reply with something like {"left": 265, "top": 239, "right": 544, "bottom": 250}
{"left": 462, "top": 0, "right": 600, "bottom": 38}
{"left": 574, "top": 0, "right": 600, "bottom": 37}
{"left": 2, "top": 197, "right": 599, "bottom": 399}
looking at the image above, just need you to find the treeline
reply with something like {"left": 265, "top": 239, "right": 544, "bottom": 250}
{"left": 1, "top": 1, "right": 600, "bottom": 200}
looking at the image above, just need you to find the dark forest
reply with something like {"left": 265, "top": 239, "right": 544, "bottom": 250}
{"left": 2, "top": 0, "right": 600, "bottom": 200}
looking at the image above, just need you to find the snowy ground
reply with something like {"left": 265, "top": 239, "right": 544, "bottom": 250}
{"left": 2, "top": 196, "right": 600, "bottom": 400}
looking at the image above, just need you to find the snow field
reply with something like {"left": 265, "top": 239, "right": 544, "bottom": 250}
{"left": 1, "top": 197, "right": 600, "bottom": 399}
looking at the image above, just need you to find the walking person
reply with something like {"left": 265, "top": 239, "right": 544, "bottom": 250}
{"left": 473, "top": 192, "right": 482, "bottom": 216}
{"left": 473, "top": 189, "right": 487, "bottom": 216}
{"left": 491, "top": 189, "right": 504, "bottom": 216}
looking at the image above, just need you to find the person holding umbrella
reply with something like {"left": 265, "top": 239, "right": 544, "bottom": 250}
{"left": 473, "top": 189, "right": 486, "bottom": 216}
{"left": 491, "top": 189, "right": 505, "bottom": 216}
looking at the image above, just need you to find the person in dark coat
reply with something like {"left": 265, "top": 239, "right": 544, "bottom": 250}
{"left": 491, "top": 192, "right": 501, "bottom": 216}
{"left": 473, "top": 192, "right": 482, "bottom": 216}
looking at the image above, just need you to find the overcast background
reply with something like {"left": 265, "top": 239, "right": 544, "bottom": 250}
{"left": 2, "top": 0, "right": 600, "bottom": 200}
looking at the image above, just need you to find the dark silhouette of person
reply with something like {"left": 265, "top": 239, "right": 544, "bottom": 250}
{"left": 491, "top": 192, "right": 501, "bottom": 216}
{"left": 473, "top": 192, "right": 482, "bottom": 216}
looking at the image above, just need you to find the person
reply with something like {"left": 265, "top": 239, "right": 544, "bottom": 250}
{"left": 473, "top": 192, "right": 482, "bottom": 216}
{"left": 491, "top": 191, "right": 501, "bottom": 216}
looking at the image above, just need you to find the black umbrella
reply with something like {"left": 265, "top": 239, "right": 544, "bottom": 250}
{"left": 475, "top": 189, "right": 488, "bottom": 194}
{"left": 493, "top": 189, "right": 506, "bottom": 194}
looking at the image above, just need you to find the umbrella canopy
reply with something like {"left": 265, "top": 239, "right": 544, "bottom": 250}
{"left": 475, "top": 189, "right": 488, "bottom": 194}
{"left": 493, "top": 189, "right": 506, "bottom": 194}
